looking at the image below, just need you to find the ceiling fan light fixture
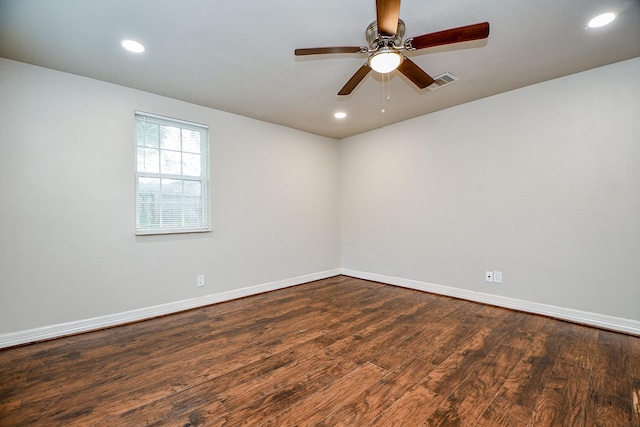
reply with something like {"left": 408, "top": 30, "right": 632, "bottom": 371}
{"left": 369, "top": 49, "right": 403, "bottom": 73}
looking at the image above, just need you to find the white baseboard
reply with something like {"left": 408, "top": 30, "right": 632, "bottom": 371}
{"left": 0, "top": 269, "right": 342, "bottom": 349}
{"left": 340, "top": 268, "right": 640, "bottom": 336}
{"left": 3, "top": 267, "right": 637, "bottom": 349}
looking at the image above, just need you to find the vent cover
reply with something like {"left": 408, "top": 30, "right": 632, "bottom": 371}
{"left": 427, "top": 72, "right": 459, "bottom": 91}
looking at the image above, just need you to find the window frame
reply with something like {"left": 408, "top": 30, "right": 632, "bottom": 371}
{"left": 134, "top": 111, "right": 211, "bottom": 235}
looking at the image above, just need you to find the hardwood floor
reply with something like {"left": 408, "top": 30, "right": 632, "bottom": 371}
{"left": 1, "top": 276, "right": 638, "bottom": 426}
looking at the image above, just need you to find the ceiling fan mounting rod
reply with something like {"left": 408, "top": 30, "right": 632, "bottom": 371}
{"left": 366, "top": 19, "right": 405, "bottom": 50}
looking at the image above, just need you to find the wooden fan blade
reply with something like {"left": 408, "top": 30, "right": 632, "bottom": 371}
{"left": 407, "top": 22, "right": 490, "bottom": 50}
{"left": 397, "top": 57, "right": 434, "bottom": 89}
{"left": 376, "top": 0, "right": 401, "bottom": 36}
{"left": 338, "top": 64, "right": 371, "bottom": 95}
{"left": 295, "top": 46, "right": 364, "bottom": 56}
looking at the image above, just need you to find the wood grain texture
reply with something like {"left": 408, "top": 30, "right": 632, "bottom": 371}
{"left": 316, "top": 357, "right": 435, "bottom": 426}
{"left": 338, "top": 65, "right": 370, "bottom": 96}
{"left": 530, "top": 359, "right": 591, "bottom": 426}
{"left": 397, "top": 58, "right": 435, "bottom": 88}
{"left": 499, "top": 331, "right": 562, "bottom": 409}
{"left": 260, "top": 362, "right": 386, "bottom": 426}
{"left": 585, "top": 330, "right": 635, "bottom": 426}
{"left": 0, "top": 275, "right": 638, "bottom": 426}
{"left": 631, "top": 338, "right": 640, "bottom": 426}
{"left": 474, "top": 396, "right": 532, "bottom": 427}
{"left": 422, "top": 344, "right": 524, "bottom": 427}
{"left": 369, "top": 385, "right": 443, "bottom": 426}
{"left": 376, "top": 0, "right": 401, "bottom": 36}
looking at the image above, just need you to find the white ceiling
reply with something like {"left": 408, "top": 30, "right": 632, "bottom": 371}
{"left": 1, "top": 0, "right": 639, "bottom": 139}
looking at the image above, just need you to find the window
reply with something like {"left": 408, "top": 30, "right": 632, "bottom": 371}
{"left": 135, "top": 112, "right": 210, "bottom": 235}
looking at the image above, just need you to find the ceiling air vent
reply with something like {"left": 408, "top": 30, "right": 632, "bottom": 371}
{"left": 427, "top": 72, "right": 459, "bottom": 91}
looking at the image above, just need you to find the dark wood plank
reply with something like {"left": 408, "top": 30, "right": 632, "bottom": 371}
{"left": 158, "top": 356, "right": 360, "bottom": 426}
{"left": 369, "top": 320, "right": 455, "bottom": 371}
{"left": 585, "top": 330, "right": 635, "bottom": 426}
{"left": 347, "top": 300, "right": 438, "bottom": 365}
{"left": 421, "top": 325, "right": 495, "bottom": 396}
{"left": 217, "top": 351, "right": 356, "bottom": 414}
{"left": 94, "top": 335, "right": 336, "bottom": 426}
{"left": 316, "top": 357, "right": 436, "bottom": 426}
{"left": 530, "top": 359, "right": 591, "bottom": 426}
{"left": 586, "top": 391, "right": 634, "bottom": 427}
{"left": 259, "top": 362, "right": 386, "bottom": 426}
{"left": 591, "top": 330, "right": 631, "bottom": 398}
{"left": 630, "top": 336, "right": 640, "bottom": 426}
{"left": 555, "top": 321, "right": 600, "bottom": 369}
{"left": 414, "top": 303, "right": 499, "bottom": 366}
{"left": 475, "top": 396, "right": 532, "bottom": 427}
{"left": 368, "top": 385, "right": 444, "bottom": 426}
{"left": 499, "top": 331, "right": 562, "bottom": 409}
{"left": 0, "top": 276, "right": 637, "bottom": 426}
{"left": 422, "top": 344, "right": 524, "bottom": 426}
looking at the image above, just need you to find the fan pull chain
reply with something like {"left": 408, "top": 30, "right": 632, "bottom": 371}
{"left": 381, "top": 73, "right": 391, "bottom": 113}
{"left": 380, "top": 74, "right": 385, "bottom": 113}
{"left": 387, "top": 73, "right": 391, "bottom": 102}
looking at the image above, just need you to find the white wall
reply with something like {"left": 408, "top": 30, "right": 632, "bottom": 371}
{"left": 340, "top": 58, "right": 640, "bottom": 322}
{"left": 0, "top": 59, "right": 340, "bottom": 335}
{"left": 2, "top": 57, "right": 638, "bottom": 342}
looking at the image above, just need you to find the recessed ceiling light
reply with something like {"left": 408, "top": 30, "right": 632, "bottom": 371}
{"left": 587, "top": 12, "right": 616, "bottom": 28}
{"left": 121, "top": 39, "right": 145, "bottom": 53}
{"left": 334, "top": 112, "right": 347, "bottom": 119}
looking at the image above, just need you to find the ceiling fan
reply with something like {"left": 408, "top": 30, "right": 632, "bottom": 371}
{"left": 294, "top": 0, "right": 490, "bottom": 95}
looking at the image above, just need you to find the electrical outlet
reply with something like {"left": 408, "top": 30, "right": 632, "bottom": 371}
{"left": 494, "top": 271, "right": 503, "bottom": 283}
{"left": 197, "top": 275, "right": 205, "bottom": 287}
{"left": 485, "top": 271, "right": 493, "bottom": 282}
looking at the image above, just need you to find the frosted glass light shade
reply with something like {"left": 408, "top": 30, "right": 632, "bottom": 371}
{"left": 369, "top": 51, "right": 403, "bottom": 73}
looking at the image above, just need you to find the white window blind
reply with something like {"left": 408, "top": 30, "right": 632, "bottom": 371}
{"left": 135, "top": 112, "right": 210, "bottom": 235}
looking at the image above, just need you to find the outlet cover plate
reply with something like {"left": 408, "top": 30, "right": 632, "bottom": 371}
{"left": 494, "top": 271, "right": 503, "bottom": 283}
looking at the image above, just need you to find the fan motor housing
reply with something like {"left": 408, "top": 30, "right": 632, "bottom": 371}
{"left": 366, "top": 19, "right": 405, "bottom": 49}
